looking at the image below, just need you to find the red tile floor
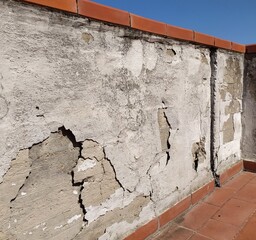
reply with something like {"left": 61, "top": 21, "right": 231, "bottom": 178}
{"left": 149, "top": 171, "right": 256, "bottom": 240}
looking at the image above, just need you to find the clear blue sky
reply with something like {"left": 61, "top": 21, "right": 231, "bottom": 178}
{"left": 92, "top": 0, "right": 256, "bottom": 44}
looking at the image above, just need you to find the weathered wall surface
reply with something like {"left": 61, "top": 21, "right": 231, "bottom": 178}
{"left": 242, "top": 53, "right": 256, "bottom": 160}
{"left": 214, "top": 51, "right": 243, "bottom": 175}
{"left": 0, "top": 1, "right": 244, "bottom": 239}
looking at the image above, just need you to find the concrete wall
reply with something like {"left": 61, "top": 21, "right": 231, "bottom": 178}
{"left": 0, "top": 1, "right": 244, "bottom": 239}
{"left": 214, "top": 51, "right": 243, "bottom": 175}
{"left": 242, "top": 53, "right": 256, "bottom": 160}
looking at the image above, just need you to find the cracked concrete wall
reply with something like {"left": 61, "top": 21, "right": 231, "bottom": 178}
{"left": 214, "top": 50, "right": 243, "bottom": 174}
{"left": 0, "top": 1, "right": 245, "bottom": 239}
{"left": 242, "top": 53, "right": 256, "bottom": 161}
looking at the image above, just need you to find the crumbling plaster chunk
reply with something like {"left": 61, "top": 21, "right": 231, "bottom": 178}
{"left": 158, "top": 108, "right": 171, "bottom": 152}
{"left": 0, "top": 129, "right": 84, "bottom": 240}
{"left": 77, "top": 195, "right": 151, "bottom": 240}
{"left": 218, "top": 139, "right": 241, "bottom": 163}
{"left": 81, "top": 174, "right": 119, "bottom": 207}
{"left": 104, "top": 144, "right": 141, "bottom": 192}
{"left": 84, "top": 189, "right": 140, "bottom": 223}
{"left": 77, "top": 158, "right": 97, "bottom": 172}
{"left": 98, "top": 201, "right": 155, "bottom": 240}
{"left": 81, "top": 140, "right": 105, "bottom": 160}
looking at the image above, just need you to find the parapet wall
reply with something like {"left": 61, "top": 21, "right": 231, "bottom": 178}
{"left": 242, "top": 46, "right": 256, "bottom": 160}
{"left": 0, "top": 0, "right": 252, "bottom": 239}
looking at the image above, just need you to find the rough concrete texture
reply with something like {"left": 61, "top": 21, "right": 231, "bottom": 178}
{"left": 214, "top": 51, "right": 243, "bottom": 174}
{"left": 0, "top": 1, "right": 245, "bottom": 239}
{"left": 0, "top": 129, "right": 83, "bottom": 240}
{"left": 242, "top": 53, "right": 256, "bottom": 160}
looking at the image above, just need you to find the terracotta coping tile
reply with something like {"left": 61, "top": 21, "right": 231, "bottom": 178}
{"left": 194, "top": 32, "right": 215, "bottom": 46}
{"left": 214, "top": 37, "right": 232, "bottom": 50}
{"left": 124, "top": 218, "right": 158, "bottom": 240}
{"left": 166, "top": 24, "right": 194, "bottom": 42}
{"left": 191, "top": 181, "right": 215, "bottom": 205}
{"left": 246, "top": 44, "right": 256, "bottom": 53}
{"left": 159, "top": 196, "right": 191, "bottom": 227}
{"left": 21, "top": 0, "right": 249, "bottom": 54}
{"left": 231, "top": 42, "right": 246, "bottom": 53}
{"left": 130, "top": 14, "right": 166, "bottom": 36}
{"left": 78, "top": 0, "right": 130, "bottom": 26}
{"left": 22, "top": 0, "right": 247, "bottom": 53}
{"left": 243, "top": 160, "right": 256, "bottom": 172}
{"left": 23, "top": 0, "right": 77, "bottom": 13}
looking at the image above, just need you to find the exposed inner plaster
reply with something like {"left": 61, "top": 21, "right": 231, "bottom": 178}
{"left": 0, "top": 127, "right": 151, "bottom": 240}
{"left": 192, "top": 137, "right": 206, "bottom": 171}
{"left": 158, "top": 104, "right": 172, "bottom": 165}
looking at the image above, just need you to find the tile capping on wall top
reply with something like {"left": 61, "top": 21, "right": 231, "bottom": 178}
{"left": 20, "top": 0, "right": 251, "bottom": 53}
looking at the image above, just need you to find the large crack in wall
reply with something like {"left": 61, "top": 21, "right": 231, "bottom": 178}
{"left": 0, "top": 127, "right": 150, "bottom": 240}
{"left": 0, "top": 127, "right": 83, "bottom": 239}
{"left": 158, "top": 105, "right": 172, "bottom": 165}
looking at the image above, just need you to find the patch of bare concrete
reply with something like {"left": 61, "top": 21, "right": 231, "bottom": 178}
{"left": 0, "top": 127, "right": 150, "bottom": 239}
{"left": 0, "top": 128, "right": 83, "bottom": 239}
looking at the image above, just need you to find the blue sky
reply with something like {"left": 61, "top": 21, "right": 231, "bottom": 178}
{"left": 92, "top": 0, "right": 256, "bottom": 44}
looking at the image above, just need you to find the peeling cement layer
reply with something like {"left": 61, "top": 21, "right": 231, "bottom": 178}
{"left": 0, "top": 128, "right": 153, "bottom": 239}
{"left": 214, "top": 50, "right": 244, "bottom": 175}
{"left": 0, "top": 129, "right": 83, "bottom": 240}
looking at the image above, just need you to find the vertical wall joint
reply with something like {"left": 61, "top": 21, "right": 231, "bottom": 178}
{"left": 210, "top": 48, "right": 220, "bottom": 187}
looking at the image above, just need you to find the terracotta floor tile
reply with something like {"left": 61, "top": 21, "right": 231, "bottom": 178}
{"left": 198, "top": 219, "right": 238, "bottom": 240}
{"left": 234, "top": 183, "right": 256, "bottom": 203}
{"left": 150, "top": 172, "right": 256, "bottom": 240}
{"left": 234, "top": 212, "right": 256, "bottom": 240}
{"left": 154, "top": 225, "right": 193, "bottom": 240}
{"left": 178, "top": 202, "right": 219, "bottom": 230}
{"left": 204, "top": 188, "right": 235, "bottom": 207}
{"left": 249, "top": 176, "right": 256, "bottom": 184}
{"left": 212, "top": 198, "right": 256, "bottom": 226}
{"left": 189, "top": 233, "right": 212, "bottom": 240}
{"left": 223, "top": 172, "right": 255, "bottom": 191}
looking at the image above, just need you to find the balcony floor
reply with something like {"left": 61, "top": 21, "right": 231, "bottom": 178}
{"left": 150, "top": 171, "right": 256, "bottom": 240}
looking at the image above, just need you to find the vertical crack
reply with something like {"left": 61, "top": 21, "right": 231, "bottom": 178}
{"left": 9, "top": 173, "right": 31, "bottom": 203}
{"left": 210, "top": 48, "right": 220, "bottom": 187}
{"left": 163, "top": 111, "right": 171, "bottom": 165}
{"left": 70, "top": 171, "right": 88, "bottom": 224}
{"left": 102, "top": 147, "right": 126, "bottom": 191}
{"left": 158, "top": 105, "right": 172, "bottom": 165}
{"left": 57, "top": 127, "right": 89, "bottom": 237}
